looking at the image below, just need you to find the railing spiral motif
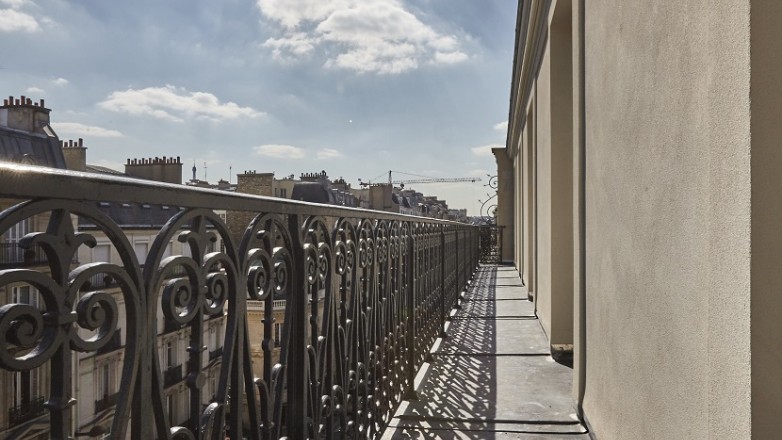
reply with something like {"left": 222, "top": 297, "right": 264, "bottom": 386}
{"left": 0, "top": 163, "right": 479, "bottom": 440}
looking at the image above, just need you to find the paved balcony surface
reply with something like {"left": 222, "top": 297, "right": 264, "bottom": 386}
{"left": 382, "top": 265, "right": 590, "bottom": 439}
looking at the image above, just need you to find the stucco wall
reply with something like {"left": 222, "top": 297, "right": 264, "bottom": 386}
{"left": 582, "top": 1, "right": 751, "bottom": 439}
{"left": 535, "top": 45, "right": 553, "bottom": 340}
{"left": 493, "top": 148, "right": 515, "bottom": 262}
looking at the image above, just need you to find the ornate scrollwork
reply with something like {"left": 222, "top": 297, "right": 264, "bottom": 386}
{"left": 0, "top": 199, "right": 144, "bottom": 439}
{"left": 0, "top": 165, "right": 481, "bottom": 440}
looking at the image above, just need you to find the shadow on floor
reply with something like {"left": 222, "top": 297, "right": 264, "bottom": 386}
{"left": 381, "top": 266, "right": 589, "bottom": 439}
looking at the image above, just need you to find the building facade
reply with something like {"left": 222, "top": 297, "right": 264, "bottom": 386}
{"left": 498, "top": 1, "right": 781, "bottom": 438}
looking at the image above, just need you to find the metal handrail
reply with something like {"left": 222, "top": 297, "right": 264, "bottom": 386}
{"left": 0, "top": 163, "right": 481, "bottom": 440}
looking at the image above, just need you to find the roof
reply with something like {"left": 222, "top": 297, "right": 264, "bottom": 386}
{"left": 78, "top": 201, "right": 181, "bottom": 229}
{"left": 291, "top": 181, "right": 335, "bottom": 204}
{"left": 86, "top": 164, "right": 126, "bottom": 176}
{"left": 0, "top": 125, "right": 66, "bottom": 168}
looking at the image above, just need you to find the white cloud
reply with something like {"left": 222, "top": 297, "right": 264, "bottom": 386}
{"left": 434, "top": 51, "right": 468, "bottom": 64}
{"left": 25, "top": 86, "right": 44, "bottom": 94}
{"left": 0, "top": 8, "right": 39, "bottom": 32}
{"left": 493, "top": 120, "right": 508, "bottom": 132}
{"left": 52, "top": 122, "right": 124, "bottom": 138}
{"left": 0, "top": 0, "right": 31, "bottom": 7}
{"left": 262, "top": 32, "right": 317, "bottom": 61}
{"left": 254, "top": 144, "right": 305, "bottom": 159}
{"left": 52, "top": 77, "right": 69, "bottom": 86}
{"left": 257, "top": 0, "right": 468, "bottom": 74}
{"left": 471, "top": 144, "right": 502, "bottom": 156}
{"left": 317, "top": 148, "right": 342, "bottom": 159}
{"left": 98, "top": 85, "right": 265, "bottom": 122}
{"left": 467, "top": 168, "right": 488, "bottom": 177}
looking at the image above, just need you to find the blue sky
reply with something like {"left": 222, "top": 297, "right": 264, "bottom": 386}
{"left": 1, "top": 0, "right": 515, "bottom": 214}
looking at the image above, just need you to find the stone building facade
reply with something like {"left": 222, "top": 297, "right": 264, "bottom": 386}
{"left": 498, "top": 1, "right": 781, "bottom": 438}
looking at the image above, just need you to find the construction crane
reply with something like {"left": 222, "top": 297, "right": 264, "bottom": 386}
{"left": 358, "top": 170, "right": 481, "bottom": 187}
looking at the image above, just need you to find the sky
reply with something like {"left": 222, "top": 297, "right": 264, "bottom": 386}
{"left": 1, "top": 0, "right": 516, "bottom": 215}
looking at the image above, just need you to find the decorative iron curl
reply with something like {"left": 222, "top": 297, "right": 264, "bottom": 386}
{"left": 144, "top": 207, "right": 240, "bottom": 440}
{"left": 0, "top": 198, "right": 145, "bottom": 440}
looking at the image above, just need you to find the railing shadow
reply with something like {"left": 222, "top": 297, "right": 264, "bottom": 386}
{"left": 386, "top": 266, "right": 500, "bottom": 439}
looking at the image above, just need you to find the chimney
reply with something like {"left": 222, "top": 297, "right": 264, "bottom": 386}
{"left": 0, "top": 93, "right": 52, "bottom": 133}
{"left": 61, "top": 138, "right": 87, "bottom": 172}
{"left": 125, "top": 154, "right": 183, "bottom": 184}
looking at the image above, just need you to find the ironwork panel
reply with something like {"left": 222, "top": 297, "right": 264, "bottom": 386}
{"left": 0, "top": 163, "right": 481, "bottom": 439}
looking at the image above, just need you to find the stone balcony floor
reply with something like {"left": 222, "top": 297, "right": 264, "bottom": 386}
{"left": 381, "top": 265, "right": 590, "bottom": 439}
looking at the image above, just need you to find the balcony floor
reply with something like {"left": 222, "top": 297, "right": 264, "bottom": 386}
{"left": 382, "top": 266, "right": 590, "bottom": 439}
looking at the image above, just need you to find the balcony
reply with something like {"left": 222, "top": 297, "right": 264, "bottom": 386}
{"left": 163, "top": 365, "right": 184, "bottom": 388}
{"left": 208, "top": 347, "right": 222, "bottom": 362}
{"left": 0, "top": 163, "right": 480, "bottom": 439}
{"left": 96, "top": 329, "right": 122, "bottom": 355}
{"left": 0, "top": 242, "right": 46, "bottom": 268}
{"left": 94, "top": 392, "right": 119, "bottom": 413}
{"left": 8, "top": 396, "right": 46, "bottom": 428}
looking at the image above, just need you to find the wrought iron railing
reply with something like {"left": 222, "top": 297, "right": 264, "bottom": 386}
{"left": 478, "top": 225, "right": 504, "bottom": 264}
{"left": 0, "top": 241, "right": 47, "bottom": 268}
{"left": 0, "top": 162, "right": 479, "bottom": 440}
{"left": 8, "top": 395, "right": 46, "bottom": 427}
{"left": 163, "top": 364, "right": 184, "bottom": 388}
{"left": 94, "top": 392, "right": 119, "bottom": 413}
{"left": 208, "top": 347, "right": 223, "bottom": 362}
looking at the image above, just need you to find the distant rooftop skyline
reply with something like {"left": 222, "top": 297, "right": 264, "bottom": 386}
{"left": 0, "top": 0, "right": 516, "bottom": 214}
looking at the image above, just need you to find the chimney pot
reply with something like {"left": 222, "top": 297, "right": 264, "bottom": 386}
{"left": 15, "top": 99, "right": 20, "bottom": 105}
{"left": 3, "top": 99, "right": 7, "bottom": 106}
{"left": 39, "top": 99, "right": 44, "bottom": 107}
{"left": 176, "top": 156, "right": 180, "bottom": 163}
{"left": 20, "top": 95, "right": 26, "bottom": 104}
{"left": 78, "top": 138, "right": 83, "bottom": 147}
{"left": 7, "top": 96, "right": 12, "bottom": 104}
{"left": 26, "top": 98, "right": 31, "bottom": 105}
{"left": 127, "top": 159, "right": 130, "bottom": 165}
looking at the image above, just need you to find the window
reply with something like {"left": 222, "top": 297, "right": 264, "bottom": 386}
{"left": 165, "top": 339, "right": 178, "bottom": 368}
{"left": 163, "top": 242, "right": 173, "bottom": 259}
{"left": 209, "top": 325, "right": 219, "bottom": 351}
{"left": 96, "top": 361, "right": 115, "bottom": 401}
{"left": 4, "top": 219, "right": 30, "bottom": 242}
{"left": 274, "top": 322, "right": 282, "bottom": 347}
{"left": 134, "top": 242, "right": 148, "bottom": 264}
{"left": 93, "top": 244, "right": 111, "bottom": 263}
{"left": 167, "top": 393, "right": 176, "bottom": 426}
{"left": 12, "top": 368, "right": 40, "bottom": 408}
{"left": 12, "top": 285, "right": 39, "bottom": 308}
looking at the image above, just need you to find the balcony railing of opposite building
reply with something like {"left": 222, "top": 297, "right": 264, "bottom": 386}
{"left": 95, "top": 392, "right": 119, "bottom": 413}
{"left": 0, "top": 242, "right": 47, "bottom": 268}
{"left": 163, "top": 364, "right": 184, "bottom": 388}
{"left": 8, "top": 396, "right": 46, "bottom": 428}
{"left": 208, "top": 347, "right": 223, "bottom": 362}
{"left": 0, "top": 162, "right": 480, "bottom": 440}
{"left": 96, "top": 329, "right": 122, "bottom": 355}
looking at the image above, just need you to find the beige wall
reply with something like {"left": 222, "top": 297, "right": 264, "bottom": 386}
{"left": 501, "top": 0, "right": 772, "bottom": 438}
{"left": 493, "top": 148, "right": 514, "bottom": 262}
{"left": 582, "top": 1, "right": 751, "bottom": 438}
{"left": 521, "top": 103, "right": 535, "bottom": 296}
